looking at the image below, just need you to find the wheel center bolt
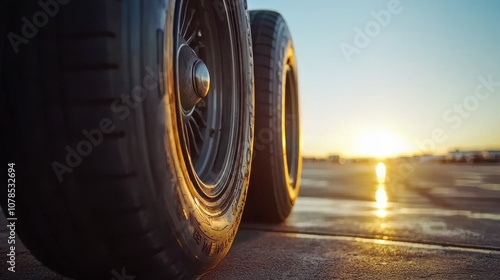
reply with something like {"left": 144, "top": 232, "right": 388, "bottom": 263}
{"left": 193, "top": 60, "right": 210, "bottom": 98}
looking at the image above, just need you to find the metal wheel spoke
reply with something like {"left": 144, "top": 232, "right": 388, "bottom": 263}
{"left": 192, "top": 109, "right": 208, "bottom": 128}
{"left": 180, "top": 2, "right": 190, "bottom": 36}
{"left": 189, "top": 118, "right": 205, "bottom": 142}
{"left": 187, "top": 122, "right": 200, "bottom": 156}
{"left": 182, "top": 9, "right": 196, "bottom": 37}
{"left": 186, "top": 23, "right": 200, "bottom": 44}
{"left": 184, "top": 126, "right": 192, "bottom": 154}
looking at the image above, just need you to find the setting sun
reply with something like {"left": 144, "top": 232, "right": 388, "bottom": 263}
{"left": 356, "top": 131, "right": 410, "bottom": 158}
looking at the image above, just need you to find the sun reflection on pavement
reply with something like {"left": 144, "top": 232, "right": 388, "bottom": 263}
{"left": 376, "top": 162, "right": 387, "bottom": 184}
{"left": 375, "top": 162, "right": 388, "bottom": 218}
{"left": 376, "top": 185, "right": 388, "bottom": 218}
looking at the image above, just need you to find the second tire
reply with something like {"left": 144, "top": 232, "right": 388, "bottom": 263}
{"left": 244, "top": 10, "right": 302, "bottom": 223}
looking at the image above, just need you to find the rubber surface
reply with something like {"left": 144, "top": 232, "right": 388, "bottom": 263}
{"left": 244, "top": 10, "right": 302, "bottom": 223}
{"left": 0, "top": 1, "right": 253, "bottom": 279}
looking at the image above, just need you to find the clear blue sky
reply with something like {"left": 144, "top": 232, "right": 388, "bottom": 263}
{"left": 248, "top": 0, "right": 500, "bottom": 157}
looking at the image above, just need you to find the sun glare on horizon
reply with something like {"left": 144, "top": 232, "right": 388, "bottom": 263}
{"left": 356, "top": 131, "right": 410, "bottom": 158}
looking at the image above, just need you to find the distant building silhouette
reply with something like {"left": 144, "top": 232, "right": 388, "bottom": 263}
{"left": 446, "top": 149, "right": 500, "bottom": 163}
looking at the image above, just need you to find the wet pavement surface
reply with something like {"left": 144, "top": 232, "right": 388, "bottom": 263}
{"left": 243, "top": 163, "right": 500, "bottom": 250}
{"left": 2, "top": 162, "right": 500, "bottom": 279}
{"left": 203, "top": 162, "right": 500, "bottom": 279}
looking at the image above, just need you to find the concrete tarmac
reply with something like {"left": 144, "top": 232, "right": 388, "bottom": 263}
{"left": 2, "top": 162, "right": 500, "bottom": 279}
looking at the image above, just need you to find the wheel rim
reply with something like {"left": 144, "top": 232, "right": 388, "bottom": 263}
{"left": 174, "top": 0, "right": 240, "bottom": 203}
{"left": 284, "top": 62, "right": 300, "bottom": 188}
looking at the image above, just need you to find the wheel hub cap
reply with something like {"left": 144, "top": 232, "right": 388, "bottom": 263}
{"left": 193, "top": 60, "right": 210, "bottom": 98}
{"left": 178, "top": 44, "right": 211, "bottom": 111}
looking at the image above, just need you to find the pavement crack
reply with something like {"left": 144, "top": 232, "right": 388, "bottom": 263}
{"left": 240, "top": 225, "right": 500, "bottom": 255}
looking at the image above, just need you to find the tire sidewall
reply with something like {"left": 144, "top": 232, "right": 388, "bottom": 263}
{"left": 272, "top": 19, "right": 302, "bottom": 203}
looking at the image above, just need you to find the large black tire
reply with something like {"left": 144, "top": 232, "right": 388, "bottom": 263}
{"left": 0, "top": 0, "right": 253, "bottom": 279}
{"left": 244, "top": 11, "right": 302, "bottom": 223}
